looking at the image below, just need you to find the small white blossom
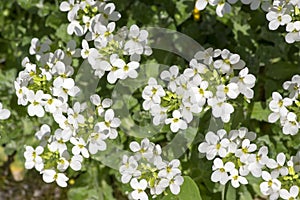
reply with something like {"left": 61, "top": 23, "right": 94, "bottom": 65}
{"left": 42, "top": 169, "right": 69, "bottom": 187}
{"left": 130, "top": 178, "right": 148, "bottom": 200}
{"left": 165, "top": 110, "right": 187, "bottom": 133}
{"left": 211, "top": 158, "right": 235, "bottom": 185}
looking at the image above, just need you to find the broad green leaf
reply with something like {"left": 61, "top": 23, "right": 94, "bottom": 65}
{"left": 239, "top": 185, "right": 252, "bottom": 200}
{"left": 68, "top": 186, "right": 102, "bottom": 200}
{"left": 250, "top": 102, "right": 270, "bottom": 122}
{"left": 225, "top": 184, "right": 236, "bottom": 200}
{"left": 265, "top": 61, "right": 300, "bottom": 81}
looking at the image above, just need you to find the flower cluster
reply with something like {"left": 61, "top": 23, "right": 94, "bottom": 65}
{"left": 59, "top": 0, "right": 152, "bottom": 84}
{"left": 195, "top": 0, "right": 271, "bottom": 17}
{"left": 119, "top": 138, "right": 184, "bottom": 200}
{"left": 15, "top": 38, "right": 81, "bottom": 118}
{"left": 16, "top": 29, "right": 121, "bottom": 188}
{"left": 266, "top": 0, "right": 300, "bottom": 43}
{"left": 199, "top": 128, "right": 257, "bottom": 188}
{"left": 142, "top": 48, "right": 256, "bottom": 132}
{"left": 23, "top": 93, "right": 120, "bottom": 187}
{"left": 17, "top": 0, "right": 153, "bottom": 188}
{"left": 259, "top": 151, "right": 300, "bottom": 200}
{"left": 195, "top": 0, "right": 300, "bottom": 43}
{"left": 199, "top": 127, "right": 300, "bottom": 199}
{"left": 268, "top": 74, "right": 300, "bottom": 135}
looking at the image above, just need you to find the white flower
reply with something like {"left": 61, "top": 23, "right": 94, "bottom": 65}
{"left": 174, "top": 74, "right": 191, "bottom": 97}
{"left": 142, "top": 78, "right": 165, "bottom": 111}
{"left": 260, "top": 171, "right": 281, "bottom": 197}
{"left": 96, "top": 109, "right": 121, "bottom": 139}
{"left": 70, "top": 137, "right": 89, "bottom": 158}
{"left": 57, "top": 157, "right": 69, "bottom": 172}
{"left": 160, "top": 65, "right": 179, "bottom": 92}
{"left": 283, "top": 74, "right": 300, "bottom": 99}
{"left": 208, "top": 97, "right": 234, "bottom": 123}
{"left": 194, "top": 48, "right": 215, "bottom": 65}
{"left": 150, "top": 105, "right": 168, "bottom": 126}
{"left": 98, "top": 2, "right": 121, "bottom": 24}
{"left": 235, "top": 139, "right": 257, "bottom": 161}
{"left": 195, "top": 0, "right": 209, "bottom": 10}
{"left": 130, "top": 178, "right": 148, "bottom": 200}
{"left": 42, "top": 169, "right": 69, "bottom": 187}
{"left": 88, "top": 22, "right": 115, "bottom": 47}
{"left": 158, "top": 159, "right": 181, "bottom": 179}
{"left": 230, "top": 67, "right": 256, "bottom": 99}
{"left": 190, "top": 80, "right": 212, "bottom": 106}
{"left": 268, "top": 92, "right": 292, "bottom": 123}
{"left": 266, "top": 11, "right": 292, "bottom": 30}
{"left": 35, "top": 124, "right": 51, "bottom": 142}
{"left": 129, "top": 138, "right": 153, "bottom": 160}
{"left": 53, "top": 113, "right": 73, "bottom": 130}
{"left": 267, "top": 153, "right": 288, "bottom": 177}
{"left": 52, "top": 82, "right": 80, "bottom": 103}
{"left": 59, "top": 0, "right": 80, "bottom": 21}
{"left": 168, "top": 175, "right": 184, "bottom": 195}
{"left": 119, "top": 155, "right": 141, "bottom": 184}
{"left": 48, "top": 129, "right": 70, "bottom": 154}
{"left": 213, "top": 49, "right": 245, "bottom": 73}
{"left": 67, "top": 102, "right": 85, "bottom": 129}
{"left": 247, "top": 146, "right": 269, "bottom": 177}
{"left": 269, "top": 92, "right": 292, "bottom": 114}
{"left": 149, "top": 144, "right": 163, "bottom": 166}
{"left": 29, "top": 38, "right": 50, "bottom": 56}
{"left": 125, "top": 24, "right": 149, "bottom": 55}
{"left": 216, "top": 83, "right": 240, "bottom": 99}
{"left": 114, "top": 59, "right": 140, "bottom": 81}
{"left": 0, "top": 102, "right": 10, "bottom": 120}
{"left": 198, "top": 129, "right": 229, "bottom": 160}
{"left": 150, "top": 179, "right": 169, "bottom": 195}
{"left": 88, "top": 50, "right": 108, "bottom": 78}
{"left": 24, "top": 146, "right": 44, "bottom": 171}
{"left": 64, "top": 40, "right": 80, "bottom": 64}
{"left": 44, "top": 97, "right": 64, "bottom": 114}
{"left": 90, "top": 94, "right": 112, "bottom": 116}
{"left": 282, "top": 112, "right": 299, "bottom": 135}
{"left": 70, "top": 154, "right": 83, "bottom": 171}
{"left": 229, "top": 169, "right": 248, "bottom": 188}
{"left": 81, "top": 39, "right": 91, "bottom": 59}
{"left": 180, "top": 100, "right": 202, "bottom": 123}
{"left": 185, "top": 59, "right": 207, "bottom": 80}
{"left": 88, "top": 132, "right": 107, "bottom": 154}
{"left": 27, "top": 90, "right": 46, "bottom": 117}
{"left": 215, "top": 1, "right": 232, "bottom": 17}
{"left": 211, "top": 158, "right": 235, "bottom": 185}
{"left": 285, "top": 22, "right": 300, "bottom": 43}
{"left": 165, "top": 110, "right": 187, "bottom": 133}
{"left": 280, "top": 185, "right": 299, "bottom": 200}
{"left": 14, "top": 81, "right": 29, "bottom": 106}
{"left": 67, "top": 20, "right": 84, "bottom": 36}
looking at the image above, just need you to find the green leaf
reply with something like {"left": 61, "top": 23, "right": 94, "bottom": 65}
{"left": 174, "top": 0, "right": 193, "bottom": 25}
{"left": 265, "top": 61, "right": 300, "bottom": 81}
{"left": 46, "top": 12, "right": 65, "bottom": 29}
{"left": 250, "top": 102, "right": 270, "bottom": 122}
{"left": 239, "top": 185, "right": 253, "bottom": 200}
{"left": 17, "top": 0, "right": 39, "bottom": 10}
{"left": 225, "top": 184, "right": 236, "bottom": 200}
{"left": 68, "top": 186, "right": 102, "bottom": 200}
{"left": 161, "top": 176, "right": 202, "bottom": 200}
